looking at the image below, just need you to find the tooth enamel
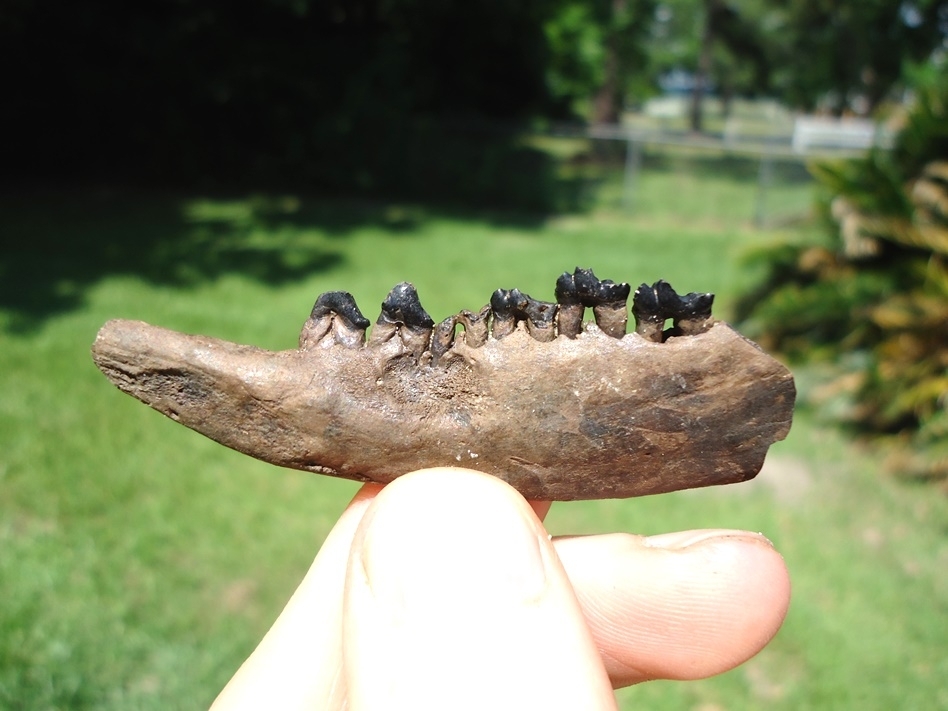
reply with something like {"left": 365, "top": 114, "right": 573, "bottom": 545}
{"left": 300, "top": 291, "right": 370, "bottom": 349}
{"left": 457, "top": 305, "right": 490, "bottom": 348}
{"left": 567, "top": 268, "right": 631, "bottom": 339}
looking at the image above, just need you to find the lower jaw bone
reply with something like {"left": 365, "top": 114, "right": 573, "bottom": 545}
{"left": 91, "top": 310, "right": 795, "bottom": 501}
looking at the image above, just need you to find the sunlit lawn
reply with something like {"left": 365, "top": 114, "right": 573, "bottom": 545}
{"left": 1, "top": 157, "right": 945, "bottom": 709}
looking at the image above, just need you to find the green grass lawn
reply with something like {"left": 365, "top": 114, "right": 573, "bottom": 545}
{"left": 2, "top": 160, "right": 946, "bottom": 709}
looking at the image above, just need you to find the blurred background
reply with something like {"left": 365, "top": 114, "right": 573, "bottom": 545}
{"left": 1, "top": 1, "right": 946, "bottom": 708}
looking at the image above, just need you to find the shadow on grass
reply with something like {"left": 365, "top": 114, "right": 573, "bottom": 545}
{"left": 0, "top": 189, "right": 561, "bottom": 333}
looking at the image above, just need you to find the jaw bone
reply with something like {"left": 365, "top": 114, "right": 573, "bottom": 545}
{"left": 91, "top": 270, "right": 795, "bottom": 501}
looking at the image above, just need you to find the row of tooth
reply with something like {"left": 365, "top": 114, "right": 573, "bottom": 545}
{"left": 299, "top": 268, "right": 714, "bottom": 362}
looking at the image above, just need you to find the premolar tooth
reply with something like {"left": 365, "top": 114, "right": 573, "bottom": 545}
{"left": 430, "top": 315, "right": 457, "bottom": 365}
{"left": 523, "top": 296, "right": 558, "bottom": 342}
{"left": 632, "top": 282, "right": 665, "bottom": 342}
{"left": 554, "top": 271, "right": 583, "bottom": 338}
{"left": 457, "top": 305, "right": 490, "bottom": 348}
{"left": 369, "top": 282, "right": 434, "bottom": 358}
{"left": 300, "top": 291, "right": 370, "bottom": 349}
{"left": 490, "top": 288, "right": 525, "bottom": 339}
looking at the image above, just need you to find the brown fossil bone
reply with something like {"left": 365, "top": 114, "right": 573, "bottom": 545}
{"left": 91, "top": 269, "right": 795, "bottom": 501}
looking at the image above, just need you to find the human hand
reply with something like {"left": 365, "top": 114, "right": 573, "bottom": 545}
{"left": 210, "top": 468, "right": 790, "bottom": 711}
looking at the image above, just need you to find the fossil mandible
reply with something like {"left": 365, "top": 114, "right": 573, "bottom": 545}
{"left": 91, "top": 268, "right": 795, "bottom": 501}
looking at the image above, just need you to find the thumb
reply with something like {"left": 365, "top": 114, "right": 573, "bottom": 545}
{"left": 342, "top": 468, "right": 617, "bottom": 711}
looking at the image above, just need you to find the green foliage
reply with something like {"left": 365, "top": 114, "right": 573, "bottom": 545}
{"left": 736, "top": 71, "right": 948, "bottom": 479}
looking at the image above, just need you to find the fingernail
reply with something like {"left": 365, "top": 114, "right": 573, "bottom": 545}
{"left": 644, "top": 529, "right": 775, "bottom": 550}
{"left": 358, "top": 478, "right": 550, "bottom": 616}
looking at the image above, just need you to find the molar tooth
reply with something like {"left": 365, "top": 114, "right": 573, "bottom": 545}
{"left": 369, "top": 282, "right": 435, "bottom": 358}
{"left": 632, "top": 282, "right": 665, "bottom": 342}
{"left": 523, "top": 296, "right": 558, "bottom": 342}
{"left": 457, "top": 305, "right": 490, "bottom": 348}
{"left": 554, "top": 271, "right": 583, "bottom": 338}
{"left": 430, "top": 315, "right": 457, "bottom": 365}
{"left": 300, "top": 291, "right": 370, "bottom": 349}
{"left": 666, "top": 288, "right": 715, "bottom": 336}
{"left": 572, "top": 267, "right": 631, "bottom": 338}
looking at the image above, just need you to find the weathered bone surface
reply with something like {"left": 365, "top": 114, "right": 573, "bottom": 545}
{"left": 91, "top": 269, "right": 795, "bottom": 500}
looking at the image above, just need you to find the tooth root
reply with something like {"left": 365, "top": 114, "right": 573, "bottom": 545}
{"left": 430, "top": 316, "right": 457, "bottom": 365}
{"left": 457, "top": 305, "right": 490, "bottom": 348}
{"left": 632, "top": 282, "right": 665, "bottom": 342}
{"left": 592, "top": 302, "right": 628, "bottom": 339}
{"left": 300, "top": 291, "right": 369, "bottom": 349}
{"left": 523, "top": 296, "right": 558, "bottom": 342}
{"left": 490, "top": 289, "right": 519, "bottom": 339}
{"left": 369, "top": 282, "right": 435, "bottom": 358}
{"left": 554, "top": 271, "right": 583, "bottom": 338}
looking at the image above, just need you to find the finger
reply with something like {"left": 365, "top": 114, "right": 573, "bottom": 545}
{"left": 210, "top": 483, "right": 383, "bottom": 711}
{"left": 553, "top": 530, "right": 791, "bottom": 688}
{"left": 343, "top": 468, "right": 618, "bottom": 711}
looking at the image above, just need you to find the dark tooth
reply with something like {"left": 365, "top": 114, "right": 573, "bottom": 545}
{"left": 309, "top": 291, "right": 371, "bottom": 330}
{"left": 632, "top": 282, "right": 665, "bottom": 342}
{"left": 457, "top": 305, "right": 490, "bottom": 348}
{"left": 489, "top": 288, "right": 524, "bottom": 339}
{"left": 571, "top": 267, "right": 631, "bottom": 338}
{"left": 378, "top": 282, "right": 435, "bottom": 331}
{"left": 669, "top": 290, "right": 715, "bottom": 336}
{"left": 523, "top": 296, "right": 558, "bottom": 342}
{"left": 554, "top": 271, "right": 582, "bottom": 305}
{"left": 300, "top": 291, "right": 369, "bottom": 349}
{"left": 370, "top": 282, "right": 434, "bottom": 357}
{"left": 430, "top": 315, "right": 457, "bottom": 365}
{"left": 554, "top": 271, "right": 583, "bottom": 338}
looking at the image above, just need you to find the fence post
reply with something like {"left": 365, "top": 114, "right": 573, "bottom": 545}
{"left": 623, "top": 133, "right": 642, "bottom": 212}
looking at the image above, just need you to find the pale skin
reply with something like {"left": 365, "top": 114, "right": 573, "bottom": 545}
{"left": 211, "top": 467, "right": 791, "bottom": 711}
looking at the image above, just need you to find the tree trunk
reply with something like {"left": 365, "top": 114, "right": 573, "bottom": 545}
{"left": 689, "top": 0, "right": 717, "bottom": 133}
{"left": 592, "top": 0, "right": 627, "bottom": 124}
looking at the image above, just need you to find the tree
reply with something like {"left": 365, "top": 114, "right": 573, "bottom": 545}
{"left": 767, "top": 0, "right": 948, "bottom": 115}
{"left": 545, "top": 0, "right": 657, "bottom": 122}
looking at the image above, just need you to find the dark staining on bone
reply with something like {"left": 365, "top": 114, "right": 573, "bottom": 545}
{"left": 304, "top": 269, "right": 714, "bottom": 363}
{"left": 300, "top": 291, "right": 370, "bottom": 349}
{"left": 556, "top": 267, "right": 631, "bottom": 338}
{"left": 633, "top": 280, "right": 715, "bottom": 342}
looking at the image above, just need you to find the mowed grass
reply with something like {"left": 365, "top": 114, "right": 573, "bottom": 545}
{"left": 2, "top": 160, "right": 946, "bottom": 710}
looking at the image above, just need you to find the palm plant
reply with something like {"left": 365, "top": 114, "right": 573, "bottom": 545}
{"left": 736, "top": 71, "right": 948, "bottom": 482}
